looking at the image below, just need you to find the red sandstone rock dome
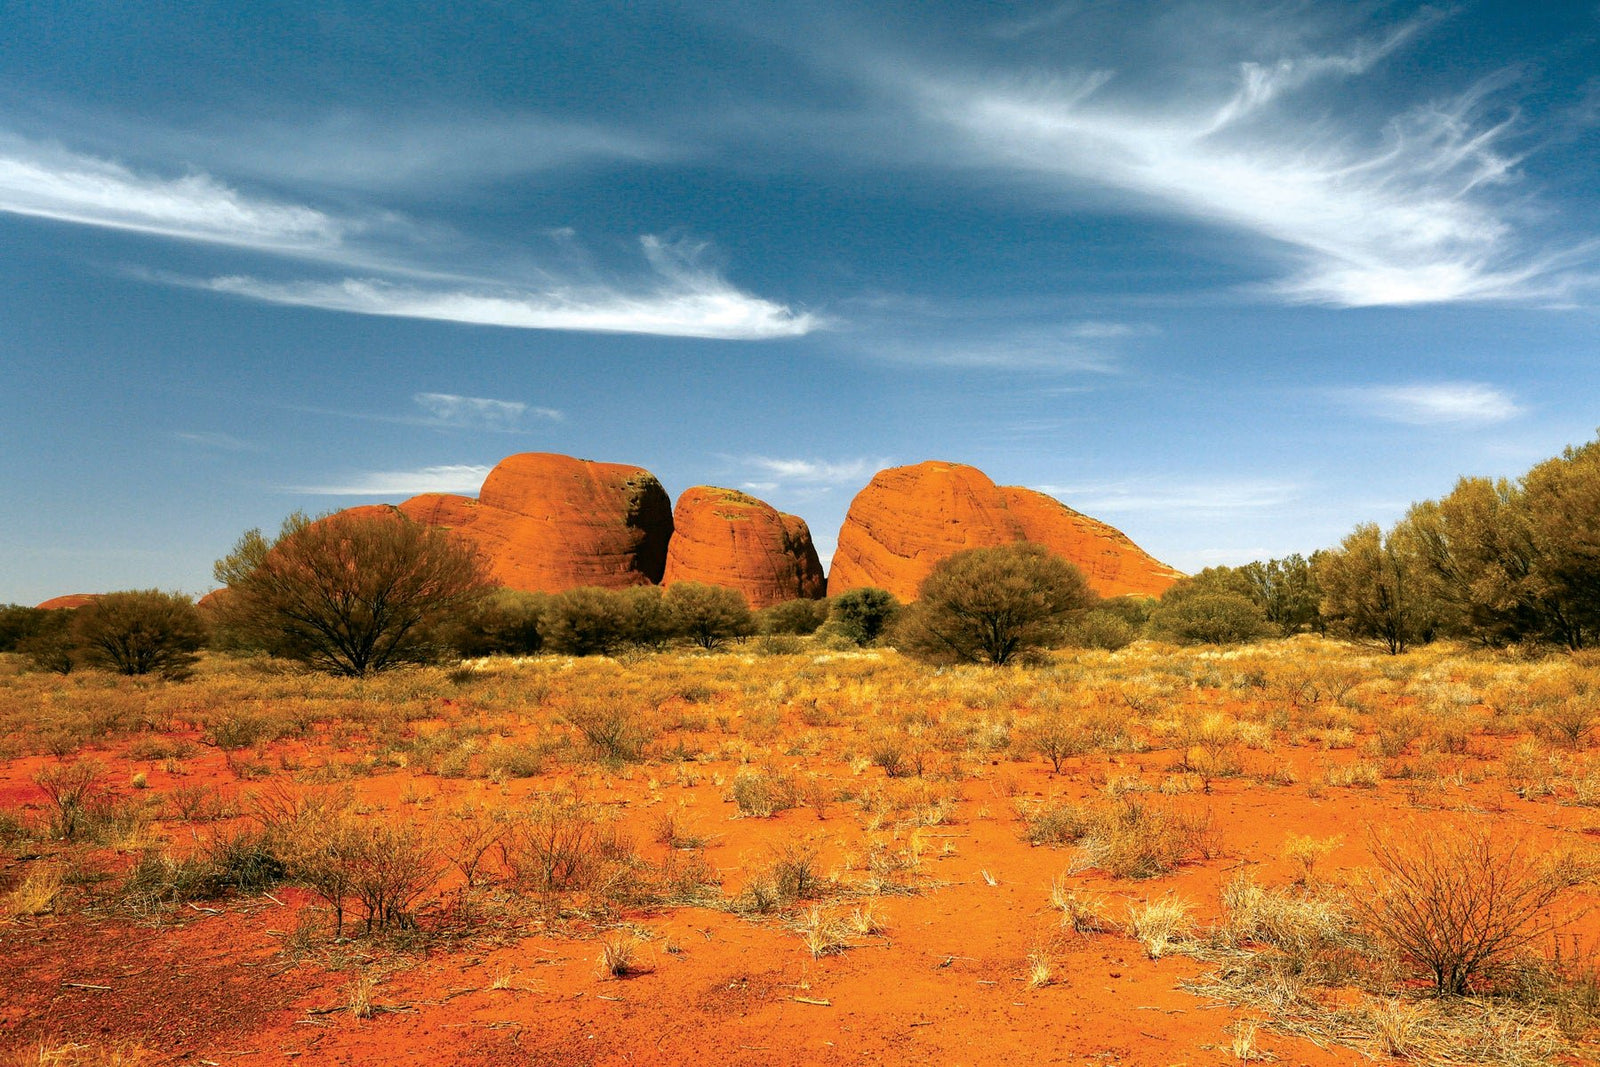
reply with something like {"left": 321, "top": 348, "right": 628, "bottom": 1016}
{"left": 35, "top": 593, "right": 101, "bottom": 610}
{"left": 827, "top": 460, "right": 1181, "bottom": 601}
{"left": 390, "top": 452, "right": 674, "bottom": 592}
{"left": 661, "top": 486, "right": 825, "bottom": 609}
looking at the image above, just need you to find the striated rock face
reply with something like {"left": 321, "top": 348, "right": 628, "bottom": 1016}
{"left": 662, "top": 487, "right": 826, "bottom": 608}
{"left": 36, "top": 594, "right": 100, "bottom": 610}
{"left": 998, "top": 486, "right": 1186, "bottom": 598}
{"left": 828, "top": 462, "right": 1020, "bottom": 599}
{"left": 828, "top": 461, "right": 1181, "bottom": 601}
{"left": 390, "top": 453, "right": 673, "bottom": 592}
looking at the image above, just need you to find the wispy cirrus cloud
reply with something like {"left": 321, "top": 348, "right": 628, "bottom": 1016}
{"left": 0, "top": 135, "right": 344, "bottom": 252}
{"left": 413, "top": 392, "right": 563, "bottom": 428}
{"left": 1336, "top": 382, "right": 1524, "bottom": 425}
{"left": 1036, "top": 478, "right": 1302, "bottom": 517}
{"left": 289, "top": 464, "right": 492, "bottom": 496}
{"left": 740, "top": 455, "right": 893, "bottom": 486}
{"left": 899, "top": 18, "right": 1590, "bottom": 307}
{"left": 0, "top": 136, "right": 820, "bottom": 340}
{"left": 204, "top": 111, "right": 674, "bottom": 191}
{"left": 174, "top": 430, "right": 258, "bottom": 451}
{"left": 859, "top": 320, "right": 1144, "bottom": 370}
{"left": 204, "top": 241, "right": 821, "bottom": 340}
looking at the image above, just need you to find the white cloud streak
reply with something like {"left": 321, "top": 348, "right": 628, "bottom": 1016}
{"left": 0, "top": 137, "right": 818, "bottom": 340}
{"left": 412, "top": 392, "right": 563, "bottom": 428}
{"left": 208, "top": 112, "right": 673, "bottom": 190}
{"left": 0, "top": 136, "right": 344, "bottom": 251}
{"left": 201, "top": 238, "right": 820, "bottom": 340}
{"left": 861, "top": 321, "right": 1141, "bottom": 370}
{"left": 1338, "top": 382, "right": 1523, "bottom": 425}
{"left": 740, "top": 455, "right": 893, "bottom": 485}
{"left": 904, "top": 24, "right": 1586, "bottom": 306}
{"left": 1036, "top": 479, "right": 1302, "bottom": 516}
{"left": 290, "top": 464, "right": 492, "bottom": 496}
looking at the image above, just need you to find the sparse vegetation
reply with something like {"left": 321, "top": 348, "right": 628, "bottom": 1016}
{"left": 3, "top": 626, "right": 1600, "bottom": 1063}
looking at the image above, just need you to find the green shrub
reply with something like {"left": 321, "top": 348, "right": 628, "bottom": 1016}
{"left": 665, "top": 582, "right": 754, "bottom": 650}
{"left": 826, "top": 588, "right": 900, "bottom": 646}
{"left": 1147, "top": 590, "right": 1270, "bottom": 645}
{"left": 545, "top": 587, "right": 632, "bottom": 656}
{"left": 449, "top": 589, "right": 550, "bottom": 656}
{"left": 73, "top": 590, "right": 206, "bottom": 679}
{"left": 1066, "top": 609, "right": 1139, "bottom": 650}
{"left": 759, "top": 598, "right": 829, "bottom": 635}
{"left": 897, "top": 544, "right": 1095, "bottom": 665}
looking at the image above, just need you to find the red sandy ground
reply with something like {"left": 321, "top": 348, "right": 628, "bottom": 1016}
{"left": 1, "top": 652, "right": 1596, "bottom": 1067}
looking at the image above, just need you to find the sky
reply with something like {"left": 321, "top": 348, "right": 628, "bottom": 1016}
{"left": 3, "top": 1, "right": 1599, "bottom": 604}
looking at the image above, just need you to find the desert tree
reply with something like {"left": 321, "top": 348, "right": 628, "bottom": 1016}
{"left": 1404, "top": 480, "right": 1542, "bottom": 646}
{"left": 9, "top": 607, "right": 77, "bottom": 673}
{"left": 618, "top": 585, "right": 678, "bottom": 649}
{"left": 1316, "top": 522, "right": 1436, "bottom": 654}
{"left": 213, "top": 509, "right": 492, "bottom": 676}
{"left": 1237, "top": 554, "right": 1322, "bottom": 635}
{"left": 72, "top": 590, "right": 207, "bottom": 679}
{"left": 897, "top": 543, "right": 1096, "bottom": 666}
{"left": 448, "top": 589, "right": 550, "bottom": 657}
{"left": 1145, "top": 569, "right": 1271, "bottom": 645}
{"left": 1520, "top": 437, "right": 1600, "bottom": 648}
{"left": 826, "top": 587, "right": 900, "bottom": 646}
{"left": 0, "top": 605, "right": 55, "bottom": 651}
{"left": 665, "top": 581, "right": 754, "bottom": 650}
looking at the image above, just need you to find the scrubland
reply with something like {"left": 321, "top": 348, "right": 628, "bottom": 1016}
{"left": 4, "top": 638, "right": 1600, "bottom": 1065}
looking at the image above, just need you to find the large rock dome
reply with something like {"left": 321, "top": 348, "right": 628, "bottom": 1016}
{"left": 661, "top": 486, "right": 825, "bottom": 608}
{"left": 828, "top": 461, "right": 1181, "bottom": 601}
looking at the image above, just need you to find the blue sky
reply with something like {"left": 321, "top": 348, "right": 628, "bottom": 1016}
{"left": 3, "top": 1, "right": 1599, "bottom": 603}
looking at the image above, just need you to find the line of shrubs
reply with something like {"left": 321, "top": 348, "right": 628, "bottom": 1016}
{"left": 0, "top": 583, "right": 902, "bottom": 678}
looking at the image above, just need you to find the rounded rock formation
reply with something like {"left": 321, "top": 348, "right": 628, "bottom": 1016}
{"left": 391, "top": 453, "right": 673, "bottom": 593}
{"left": 661, "top": 487, "right": 826, "bottom": 608}
{"left": 35, "top": 593, "right": 100, "bottom": 610}
{"left": 998, "top": 486, "right": 1185, "bottom": 599}
{"left": 828, "top": 461, "right": 1181, "bottom": 601}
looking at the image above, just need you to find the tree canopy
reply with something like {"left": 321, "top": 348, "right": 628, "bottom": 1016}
{"left": 897, "top": 543, "right": 1095, "bottom": 666}
{"left": 214, "top": 509, "right": 491, "bottom": 675}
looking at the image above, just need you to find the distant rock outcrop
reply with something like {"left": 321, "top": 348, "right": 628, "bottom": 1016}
{"left": 661, "top": 487, "right": 826, "bottom": 608}
{"left": 828, "top": 461, "right": 1181, "bottom": 601}
{"left": 35, "top": 594, "right": 100, "bottom": 610}
{"left": 389, "top": 453, "right": 674, "bottom": 592}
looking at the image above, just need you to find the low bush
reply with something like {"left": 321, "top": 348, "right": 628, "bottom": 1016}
{"left": 1354, "top": 825, "right": 1589, "bottom": 996}
{"left": 73, "top": 591, "right": 207, "bottom": 679}
{"left": 35, "top": 760, "right": 111, "bottom": 841}
{"left": 759, "top": 598, "right": 829, "bottom": 636}
{"left": 825, "top": 588, "right": 899, "bottom": 647}
{"left": 730, "top": 768, "right": 799, "bottom": 817}
{"left": 1021, "top": 796, "right": 1216, "bottom": 878}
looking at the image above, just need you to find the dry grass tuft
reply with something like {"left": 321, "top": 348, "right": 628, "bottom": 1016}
{"left": 4, "top": 864, "right": 63, "bottom": 919}
{"left": 597, "top": 932, "right": 644, "bottom": 978}
{"left": 1127, "top": 894, "right": 1194, "bottom": 959}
